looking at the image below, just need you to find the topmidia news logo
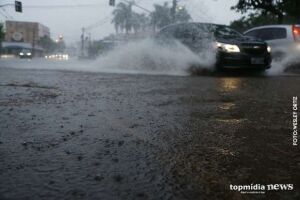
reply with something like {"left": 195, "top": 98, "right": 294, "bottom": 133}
{"left": 230, "top": 184, "right": 294, "bottom": 194}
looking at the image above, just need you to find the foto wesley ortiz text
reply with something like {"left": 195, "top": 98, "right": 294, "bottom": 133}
{"left": 293, "top": 97, "right": 298, "bottom": 146}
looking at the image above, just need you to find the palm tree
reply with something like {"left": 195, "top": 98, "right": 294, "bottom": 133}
{"left": 0, "top": 23, "right": 5, "bottom": 52}
{"left": 150, "top": 3, "right": 172, "bottom": 31}
{"left": 139, "top": 13, "right": 150, "bottom": 32}
{"left": 175, "top": 7, "right": 192, "bottom": 23}
{"left": 131, "top": 13, "right": 149, "bottom": 34}
{"left": 150, "top": 3, "right": 191, "bottom": 32}
{"left": 111, "top": 2, "right": 134, "bottom": 34}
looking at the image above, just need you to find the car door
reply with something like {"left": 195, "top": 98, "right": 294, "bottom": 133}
{"left": 174, "top": 24, "right": 210, "bottom": 53}
{"left": 245, "top": 27, "right": 288, "bottom": 50}
{"left": 174, "top": 24, "right": 195, "bottom": 47}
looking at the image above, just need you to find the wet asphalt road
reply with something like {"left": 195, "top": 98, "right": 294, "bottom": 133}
{"left": 0, "top": 60, "right": 299, "bottom": 200}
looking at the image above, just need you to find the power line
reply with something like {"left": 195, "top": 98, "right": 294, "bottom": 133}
{"left": 121, "top": 0, "right": 152, "bottom": 13}
{"left": 1, "top": 7, "right": 13, "bottom": 19}
{"left": 0, "top": 3, "right": 13, "bottom": 8}
{"left": 85, "top": 16, "right": 111, "bottom": 31}
{"left": 0, "top": 9, "right": 9, "bottom": 19}
{"left": 24, "top": 4, "right": 103, "bottom": 9}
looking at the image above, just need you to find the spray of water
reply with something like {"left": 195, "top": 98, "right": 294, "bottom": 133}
{"left": 92, "top": 38, "right": 217, "bottom": 76}
{"left": 267, "top": 51, "right": 300, "bottom": 75}
{"left": 1, "top": 39, "right": 298, "bottom": 76}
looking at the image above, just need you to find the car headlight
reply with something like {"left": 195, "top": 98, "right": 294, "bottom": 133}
{"left": 27, "top": 53, "right": 32, "bottom": 56}
{"left": 217, "top": 42, "right": 240, "bottom": 53}
{"left": 19, "top": 52, "right": 24, "bottom": 56}
{"left": 267, "top": 46, "right": 271, "bottom": 53}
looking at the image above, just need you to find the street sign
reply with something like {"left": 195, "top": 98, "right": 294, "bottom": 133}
{"left": 15, "top": 1, "right": 22, "bottom": 13}
{"left": 109, "top": 0, "right": 115, "bottom": 6}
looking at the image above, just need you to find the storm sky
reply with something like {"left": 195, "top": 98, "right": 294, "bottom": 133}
{"left": 0, "top": 0, "right": 241, "bottom": 44}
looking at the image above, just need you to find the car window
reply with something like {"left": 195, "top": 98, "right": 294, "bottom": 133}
{"left": 157, "top": 26, "right": 176, "bottom": 38}
{"left": 244, "top": 30, "right": 259, "bottom": 38}
{"left": 214, "top": 25, "right": 242, "bottom": 38}
{"left": 175, "top": 24, "right": 214, "bottom": 40}
{"left": 21, "top": 49, "right": 31, "bottom": 53}
{"left": 174, "top": 25, "right": 196, "bottom": 39}
{"left": 249, "top": 28, "right": 287, "bottom": 40}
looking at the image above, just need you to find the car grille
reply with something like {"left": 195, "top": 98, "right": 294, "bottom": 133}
{"left": 240, "top": 43, "right": 267, "bottom": 55}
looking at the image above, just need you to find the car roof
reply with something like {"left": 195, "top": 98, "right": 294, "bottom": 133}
{"left": 159, "top": 22, "right": 226, "bottom": 32}
{"left": 244, "top": 24, "right": 300, "bottom": 33}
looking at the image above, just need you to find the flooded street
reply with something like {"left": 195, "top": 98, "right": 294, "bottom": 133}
{"left": 0, "top": 60, "right": 299, "bottom": 200}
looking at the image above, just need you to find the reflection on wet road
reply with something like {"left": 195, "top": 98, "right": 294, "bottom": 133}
{"left": 218, "top": 78, "right": 242, "bottom": 92}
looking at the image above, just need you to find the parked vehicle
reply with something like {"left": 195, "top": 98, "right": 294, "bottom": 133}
{"left": 244, "top": 25, "right": 300, "bottom": 59}
{"left": 156, "top": 22, "right": 272, "bottom": 71}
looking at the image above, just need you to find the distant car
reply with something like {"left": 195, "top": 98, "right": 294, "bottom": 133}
{"left": 244, "top": 25, "right": 300, "bottom": 59}
{"left": 45, "top": 53, "right": 69, "bottom": 60}
{"left": 19, "top": 49, "right": 32, "bottom": 59}
{"left": 156, "top": 22, "right": 272, "bottom": 71}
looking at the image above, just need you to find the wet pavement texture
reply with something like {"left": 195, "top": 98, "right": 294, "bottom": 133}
{"left": 0, "top": 65, "right": 299, "bottom": 200}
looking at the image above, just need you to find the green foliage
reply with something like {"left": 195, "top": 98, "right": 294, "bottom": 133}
{"left": 0, "top": 23, "right": 4, "bottom": 43}
{"left": 38, "top": 36, "right": 55, "bottom": 53}
{"left": 175, "top": 7, "right": 192, "bottom": 23}
{"left": 131, "top": 13, "right": 149, "bottom": 33}
{"left": 232, "top": 0, "right": 300, "bottom": 24}
{"left": 150, "top": 2, "right": 191, "bottom": 30}
{"left": 282, "top": 0, "right": 300, "bottom": 21}
{"left": 111, "top": 2, "right": 134, "bottom": 33}
{"left": 38, "top": 36, "right": 65, "bottom": 53}
{"left": 150, "top": 3, "right": 172, "bottom": 30}
{"left": 111, "top": 1, "right": 192, "bottom": 33}
{"left": 230, "top": 12, "right": 279, "bottom": 32}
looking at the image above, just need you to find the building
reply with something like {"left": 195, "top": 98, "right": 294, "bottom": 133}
{"left": 2, "top": 20, "right": 50, "bottom": 56}
{"left": 5, "top": 20, "right": 50, "bottom": 43}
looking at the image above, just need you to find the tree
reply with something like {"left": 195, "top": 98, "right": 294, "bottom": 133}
{"left": 131, "top": 13, "right": 149, "bottom": 34}
{"left": 175, "top": 7, "right": 192, "bottom": 23}
{"left": 230, "top": 12, "right": 280, "bottom": 32}
{"left": 150, "top": 3, "right": 172, "bottom": 31}
{"left": 38, "top": 36, "right": 66, "bottom": 53}
{"left": 111, "top": 2, "right": 134, "bottom": 34}
{"left": 232, "top": 0, "right": 300, "bottom": 24}
{"left": 150, "top": 2, "right": 191, "bottom": 31}
{"left": 38, "top": 36, "right": 57, "bottom": 53}
{"left": 0, "top": 23, "right": 4, "bottom": 41}
{"left": 111, "top": 1, "right": 191, "bottom": 34}
{"left": 0, "top": 23, "right": 5, "bottom": 51}
{"left": 282, "top": 1, "right": 300, "bottom": 22}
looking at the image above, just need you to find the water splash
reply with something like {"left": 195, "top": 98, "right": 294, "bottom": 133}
{"left": 267, "top": 50, "right": 300, "bottom": 75}
{"left": 92, "top": 38, "right": 216, "bottom": 76}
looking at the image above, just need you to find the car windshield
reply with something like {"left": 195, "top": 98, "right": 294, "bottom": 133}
{"left": 213, "top": 25, "right": 242, "bottom": 39}
{"left": 21, "top": 49, "right": 31, "bottom": 53}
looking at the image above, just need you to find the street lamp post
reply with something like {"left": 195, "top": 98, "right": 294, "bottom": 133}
{"left": 81, "top": 28, "right": 85, "bottom": 57}
{"left": 171, "top": 0, "right": 177, "bottom": 23}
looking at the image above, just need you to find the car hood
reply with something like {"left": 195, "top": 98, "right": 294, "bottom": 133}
{"left": 216, "top": 36, "right": 266, "bottom": 46}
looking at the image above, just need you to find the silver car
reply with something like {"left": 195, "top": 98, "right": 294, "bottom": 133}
{"left": 244, "top": 25, "right": 300, "bottom": 59}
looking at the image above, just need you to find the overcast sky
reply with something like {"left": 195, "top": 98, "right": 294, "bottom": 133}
{"left": 0, "top": 0, "right": 241, "bottom": 44}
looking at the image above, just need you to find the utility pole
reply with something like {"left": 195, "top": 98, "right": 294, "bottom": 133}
{"left": 171, "top": 0, "right": 177, "bottom": 23}
{"left": 81, "top": 27, "right": 85, "bottom": 57}
{"left": 32, "top": 28, "right": 36, "bottom": 57}
{"left": 109, "top": 0, "right": 115, "bottom": 6}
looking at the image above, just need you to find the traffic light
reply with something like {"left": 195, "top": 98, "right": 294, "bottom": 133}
{"left": 15, "top": 1, "right": 22, "bottom": 13}
{"left": 109, "top": 0, "right": 115, "bottom": 6}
